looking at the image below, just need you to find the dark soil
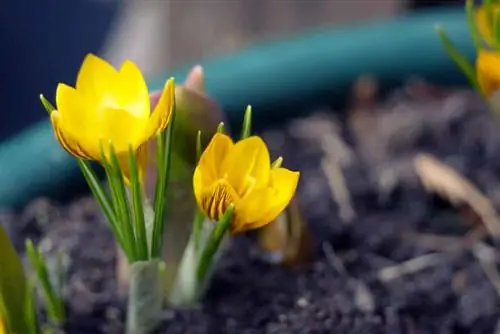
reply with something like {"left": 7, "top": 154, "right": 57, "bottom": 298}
{"left": 3, "top": 81, "right": 500, "bottom": 333}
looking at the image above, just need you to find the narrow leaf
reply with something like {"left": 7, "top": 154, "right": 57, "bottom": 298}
{"left": 216, "top": 122, "right": 225, "bottom": 134}
{"left": 77, "top": 159, "right": 128, "bottom": 254}
{"left": 435, "top": 25, "right": 482, "bottom": 95}
{"left": 39, "top": 94, "right": 55, "bottom": 115}
{"left": 0, "top": 225, "right": 29, "bottom": 334}
{"left": 271, "top": 157, "right": 283, "bottom": 169}
{"left": 24, "top": 279, "right": 39, "bottom": 334}
{"left": 128, "top": 145, "right": 148, "bottom": 261}
{"left": 240, "top": 105, "right": 252, "bottom": 139}
{"left": 466, "top": 0, "right": 482, "bottom": 51}
{"left": 151, "top": 103, "right": 177, "bottom": 258}
{"left": 196, "top": 130, "right": 202, "bottom": 162}
{"left": 493, "top": 7, "right": 500, "bottom": 49}
{"left": 25, "top": 240, "right": 65, "bottom": 326}
{"left": 105, "top": 143, "right": 137, "bottom": 261}
{"left": 196, "top": 204, "right": 234, "bottom": 282}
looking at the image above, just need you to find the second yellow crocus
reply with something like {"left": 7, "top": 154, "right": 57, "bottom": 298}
{"left": 476, "top": 3, "right": 500, "bottom": 46}
{"left": 476, "top": 49, "right": 500, "bottom": 97}
{"left": 49, "top": 54, "right": 175, "bottom": 182}
{"left": 193, "top": 133, "right": 300, "bottom": 234}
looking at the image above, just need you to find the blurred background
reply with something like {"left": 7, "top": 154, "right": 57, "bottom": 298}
{"left": 0, "top": 0, "right": 462, "bottom": 142}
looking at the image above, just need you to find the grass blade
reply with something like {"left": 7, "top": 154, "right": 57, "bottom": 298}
{"left": 128, "top": 145, "right": 149, "bottom": 260}
{"left": 103, "top": 143, "right": 136, "bottom": 261}
{"left": 0, "top": 225, "right": 29, "bottom": 334}
{"left": 216, "top": 122, "right": 225, "bottom": 134}
{"left": 25, "top": 240, "right": 65, "bottom": 327}
{"left": 76, "top": 159, "right": 129, "bottom": 253}
{"left": 151, "top": 104, "right": 177, "bottom": 258}
{"left": 435, "top": 25, "right": 482, "bottom": 95}
{"left": 240, "top": 105, "right": 252, "bottom": 139}
{"left": 196, "top": 204, "right": 234, "bottom": 282}
{"left": 466, "top": 0, "right": 482, "bottom": 51}
{"left": 24, "top": 278, "right": 40, "bottom": 334}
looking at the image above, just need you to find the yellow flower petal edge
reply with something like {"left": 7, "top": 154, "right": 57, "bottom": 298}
{"left": 477, "top": 50, "right": 500, "bottom": 97}
{"left": 476, "top": 3, "right": 500, "bottom": 46}
{"left": 49, "top": 53, "right": 175, "bottom": 182}
{"left": 193, "top": 133, "right": 300, "bottom": 233}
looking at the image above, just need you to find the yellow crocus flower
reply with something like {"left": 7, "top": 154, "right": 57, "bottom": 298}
{"left": 49, "top": 53, "right": 175, "bottom": 181}
{"left": 0, "top": 317, "right": 4, "bottom": 334}
{"left": 476, "top": 3, "right": 500, "bottom": 45}
{"left": 476, "top": 49, "right": 500, "bottom": 96}
{"left": 193, "top": 133, "right": 300, "bottom": 234}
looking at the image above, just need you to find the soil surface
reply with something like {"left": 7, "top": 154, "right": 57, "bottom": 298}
{"left": 3, "top": 81, "right": 500, "bottom": 333}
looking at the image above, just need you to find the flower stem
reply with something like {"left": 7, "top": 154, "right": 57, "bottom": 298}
{"left": 196, "top": 205, "right": 234, "bottom": 282}
{"left": 126, "top": 260, "right": 163, "bottom": 334}
{"left": 151, "top": 102, "right": 177, "bottom": 258}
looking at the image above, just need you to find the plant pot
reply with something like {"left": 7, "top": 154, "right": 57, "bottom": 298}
{"left": 2, "top": 8, "right": 492, "bottom": 334}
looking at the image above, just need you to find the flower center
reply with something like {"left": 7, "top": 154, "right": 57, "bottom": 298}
{"left": 202, "top": 180, "right": 237, "bottom": 221}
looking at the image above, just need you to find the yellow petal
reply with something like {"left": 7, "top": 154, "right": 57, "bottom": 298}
{"left": 118, "top": 60, "right": 150, "bottom": 119}
{"left": 477, "top": 50, "right": 500, "bottom": 97}
{"left": 55, "top": 83, "right": 88, "bottom": 131}
{"left": 117, "top": 142, "right": 148, "bottom": 184}
{"left": 76, "top": 53, "right": 119, "bottom": 98}
{"left": 234, "top": 167, "right": 300, "bottom": 233}
{"left": 476, "top": 4, "right": 500, "bottom": 45}
{"left": 96, "top": 107, "right": 145, "bottom": 154}
{"left": 50, "top": 110, "right": 95, "bottom": 160}
{"left": 222, "top": 136, "right": 271, "bottom": 197}
{"left": 197, "top": 180, "right": 239, "bottom": 221}
{"left": 194, "top": 133, "right": 234, "bottom": 191}
{"left": 141, "top": 78, "right": 175, "bottom": 142}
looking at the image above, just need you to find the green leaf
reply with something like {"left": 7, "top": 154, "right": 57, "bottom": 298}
{"left": 216, "top": 122, "right": 225, "bottom": 134}
{"left": 77, "top": 159, "right": 129, "bottom": 256}
{"left": 193, "top": 131, "right": 206, "bottom": 250}
{"left": 151, "top": 100, "right": 177, "bottom": 258}
{"left": 196, "top": 204, "right": 234, "bottom": 282}
{"left": 271, "top": 156, "right": 283, "bottom": 169}
{"left": 0, "top": 225, "right": 29, "bottom": 334}
{"left": 128, "top": 145, "right": 148, "bottom": 261}
{"left": 39, "top": 94, "right": 54, "bottom": 115}
{"left": 466, "top": 0, "right": 482, "bottom": 51}
{"left": 435, "top": 25, "right": 482, "bottom": 96}
{"left": 240, "top": 105, "right": 252, "bottom": 140}
{"left": 102, "top": 143, "right": 136, "bottom": 261}
{"left": 25, "top": 240, "right": 65, "bottom": 327}
{"left": 24, "top": 279, "right": 39, "bottom": 334}
{"left": 195, "top": 130, "right": 202, "bottom": 162}
{"left": 493, "top": 7, "right": 500, "bottom": 49}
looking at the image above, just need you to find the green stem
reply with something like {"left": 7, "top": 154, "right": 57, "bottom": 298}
{"left": 196, "top": 205, "right": 234, "bottom": 282}
{"left": 126, "top": 260, "right": 163, "bottom": 334}
{"left": 192, "top": 210, "right": 206, "bottom": 251}
{"left": 128, "top": 146, "right": 149, "bottom": 261}
{"left": 151, "top": 106, "right": 177, "bottom": 258}
{"left": 25, "top": 241, "right": 65, "bottom": 327}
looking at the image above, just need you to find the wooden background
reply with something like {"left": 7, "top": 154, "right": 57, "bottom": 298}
{"left": 102, "top": 0, "right": 404, "bottom": 78}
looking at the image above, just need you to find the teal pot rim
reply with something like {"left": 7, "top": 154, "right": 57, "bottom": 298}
{"left": 0, "top": 8, "right": 474, "bottom": 209}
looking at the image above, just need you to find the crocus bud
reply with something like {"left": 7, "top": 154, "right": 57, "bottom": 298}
{"left": 149, "top": 65, "right": 226, "bottom": 168}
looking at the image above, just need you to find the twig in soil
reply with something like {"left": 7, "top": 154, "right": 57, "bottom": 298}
{"left": 406, "top": 227, "right": 488, "bottom": 252}
{"left": 471, "top": 242, "right": 500, "bottom": 298}
{"left": 377, "top": 253, "right": 448, "bottom": 283}
{"left": 322, "top": 242, "right": 375, "bottom": 313}
{"left": 320, "top": 157, "right": 356, "bottom": 224}
{"left": 414, "top": 153, "right": 500, "bottom": 238}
